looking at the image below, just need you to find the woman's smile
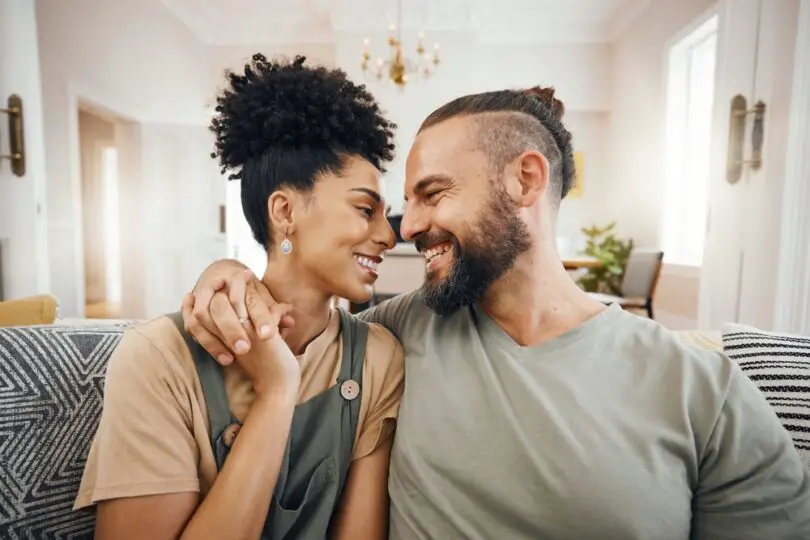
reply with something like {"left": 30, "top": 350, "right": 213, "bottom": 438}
{"left": 354, "top": 253, "right": 383, "bottom": 281}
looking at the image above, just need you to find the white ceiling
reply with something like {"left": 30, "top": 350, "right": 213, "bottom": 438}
{"left": 161, "top": 0, "right": 651, "bottom": 45}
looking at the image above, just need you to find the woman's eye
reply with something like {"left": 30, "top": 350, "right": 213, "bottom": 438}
{"left": 357, "top": 206, "right": 373, "bottom": 218}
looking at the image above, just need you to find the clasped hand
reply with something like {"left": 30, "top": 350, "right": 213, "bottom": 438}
{"left": 181, "top": 268, "right": 299, "bottom": 396}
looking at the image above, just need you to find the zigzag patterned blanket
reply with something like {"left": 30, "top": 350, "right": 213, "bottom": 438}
{"left": 0, "top": 322, "right": 134, "bottom": 539}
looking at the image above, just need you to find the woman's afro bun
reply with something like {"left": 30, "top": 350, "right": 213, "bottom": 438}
{"left": 210, "top": 54, "right": 396, "bottom": 180}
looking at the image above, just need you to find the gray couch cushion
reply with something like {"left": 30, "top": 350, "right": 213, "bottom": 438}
{"left": 722, "top": 322, "right": 810, "bottom": 467}
{"left": 0, "top": 322, "right": 134, "bottom": 539}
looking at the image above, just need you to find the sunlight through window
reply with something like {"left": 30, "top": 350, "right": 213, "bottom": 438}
{"left": 661, "top": 14, "right": 718, "bottom": 267}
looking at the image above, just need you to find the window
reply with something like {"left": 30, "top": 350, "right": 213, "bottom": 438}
{"left": 661, "top": 14, "right": 718, "bottom": 267}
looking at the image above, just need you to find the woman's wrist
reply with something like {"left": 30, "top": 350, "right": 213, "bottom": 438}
{"left": 253, "top": 376, "right": 299, "bottom": 404}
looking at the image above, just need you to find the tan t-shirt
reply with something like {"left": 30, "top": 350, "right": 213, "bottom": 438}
{"left": 74, "top": 310, "right": 405, "bottom": 509}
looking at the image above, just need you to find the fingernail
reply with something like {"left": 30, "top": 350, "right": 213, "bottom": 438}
{"left": 234, "top": 340, "right": 249, "bottom": 354}
{"left": 218, "top": 354, "right": 233, "bottom": 365}
{"left": 259, "top": 325, "right": 271, "bottom": 338}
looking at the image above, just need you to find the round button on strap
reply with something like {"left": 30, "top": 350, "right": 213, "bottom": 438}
{"left": 340, "top": 379, "right": 360, "bottom": 401}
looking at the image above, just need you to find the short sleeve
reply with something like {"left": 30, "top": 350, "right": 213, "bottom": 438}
{"left": 352, "top": 325, "right": 405, "bottom": 460}
{"left": 692, "top": 364, "right": 810, "bottom": 538}
{"left": 74, "top": 327, "right": 200, "bottom": 509}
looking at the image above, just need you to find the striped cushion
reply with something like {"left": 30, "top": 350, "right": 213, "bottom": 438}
{"left": 721, "top": 323, "right": 810, "bottom": 465}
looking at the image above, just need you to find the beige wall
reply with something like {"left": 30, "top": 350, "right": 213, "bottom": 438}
{"left": 602, "top": 0, "right": 717, "bottom": 246}
{"left": 599, "top": 0, "right": 717, "bottom": 330}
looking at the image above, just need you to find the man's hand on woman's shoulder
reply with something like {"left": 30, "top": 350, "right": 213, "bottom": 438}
{"left": 181, "top": 258, "right": 294, "bottom": 365}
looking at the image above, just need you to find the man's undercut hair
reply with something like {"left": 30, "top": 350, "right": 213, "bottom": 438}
{"left": 418, "top": 86, "right": 575, "bottom": 208}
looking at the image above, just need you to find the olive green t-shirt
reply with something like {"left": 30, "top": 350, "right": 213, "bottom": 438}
{"left": 359, "top": 291, "right": 810, "bottom": 539}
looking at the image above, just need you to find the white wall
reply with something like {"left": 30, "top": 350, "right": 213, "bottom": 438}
{"left": 36, "top": 0, "right": 219, "bottom": 317}
{"left": 207, "top": 43, "right": 337, "bottom": 94}
{"left": 0, "top": 0, "right": 49, "bottom": 301}
{"left": 557, "top": 111, "right": 611, "bottom": 242}
{"left": 114, "top": 120, "right": 147, "bottom": 318}
{"left": 335, "top": 31, "right": 612, "bottom": 215}
{"left": 31, "top": 1, "right": 615, "bottom": 318}
{"left": 139, "top": 123, "right": 227, "bottom": 316}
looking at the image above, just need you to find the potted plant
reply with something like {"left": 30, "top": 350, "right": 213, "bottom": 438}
{"left": 576, "top": 222, "right": 633, "bottom": 295}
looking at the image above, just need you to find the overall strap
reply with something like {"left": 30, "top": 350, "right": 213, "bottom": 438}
{"left": 336, "top": 308, "right": 368, "bottom": 454}
{"left": 166, "top": 313, "right": 236, "bottom": 448}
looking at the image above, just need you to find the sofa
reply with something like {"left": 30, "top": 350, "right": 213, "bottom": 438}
{"left": 0, "top": 319, "right": 807, "bottom": 538}
{"left": 0, "top": 294, "right": 59, "bottom": 327}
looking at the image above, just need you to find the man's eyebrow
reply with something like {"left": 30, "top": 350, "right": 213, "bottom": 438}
{"left": 405, "top": 174, "right": 452, "bottom": 201}
{"left": 348, "top": 187, "right": 382, "bottom": 203}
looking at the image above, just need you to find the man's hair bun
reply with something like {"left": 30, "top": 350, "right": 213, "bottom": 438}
{"left": 523, "top": 86, "right": 565, "bottom": 120}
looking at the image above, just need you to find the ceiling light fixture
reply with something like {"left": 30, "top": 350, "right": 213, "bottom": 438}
{"left": 360, "top": 0, "right": 440, "bottom": 88}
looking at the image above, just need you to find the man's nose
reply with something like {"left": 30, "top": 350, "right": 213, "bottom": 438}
{"left": 399, "top": 204, "right": 428, "bottom": 242}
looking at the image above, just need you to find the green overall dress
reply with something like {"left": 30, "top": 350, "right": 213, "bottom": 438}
{"left": 168, "top": 309, "right": 367, "bottom": 539}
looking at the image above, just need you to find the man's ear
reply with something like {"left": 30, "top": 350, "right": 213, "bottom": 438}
{"left": 511, "top": 150, "right": 549, "bottom": 208}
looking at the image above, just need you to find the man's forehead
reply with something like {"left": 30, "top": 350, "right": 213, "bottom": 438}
{"left": 406, "top": 117, "right": 480, "bottom": 181}
{"left": 413, "top": 116, "right": 478, "bottom": 152}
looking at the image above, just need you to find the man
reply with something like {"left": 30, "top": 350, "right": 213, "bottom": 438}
{"left": 183, "top": 87, "right": 810, "bottom": 538}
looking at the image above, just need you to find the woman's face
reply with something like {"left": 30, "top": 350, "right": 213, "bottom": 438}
{"left": 289, "top": 155, "right": 397, "bottom": 303}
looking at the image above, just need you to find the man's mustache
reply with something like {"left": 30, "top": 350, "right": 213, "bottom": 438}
{"left": 414, "top": 231, "right": 456, "bottom": 253}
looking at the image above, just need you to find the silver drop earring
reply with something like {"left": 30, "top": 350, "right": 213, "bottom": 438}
{"left": 280, "top": 230, "right": 293, "bottom": 255}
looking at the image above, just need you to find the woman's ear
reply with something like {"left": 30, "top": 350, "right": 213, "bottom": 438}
{"left": 267, "top": 190, "right": 295, "bottom": 235}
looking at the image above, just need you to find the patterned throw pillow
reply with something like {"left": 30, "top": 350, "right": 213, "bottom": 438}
{"left": 721, "top": 322, "right": 810, "bottom": 465}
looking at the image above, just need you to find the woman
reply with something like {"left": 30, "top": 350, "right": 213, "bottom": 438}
{"left": 74, "top": 54, "right": 404, "bottom": 540}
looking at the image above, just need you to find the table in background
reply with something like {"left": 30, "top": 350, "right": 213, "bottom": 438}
{"left": 562, "top": 256, "right": 602, "bottom": 271}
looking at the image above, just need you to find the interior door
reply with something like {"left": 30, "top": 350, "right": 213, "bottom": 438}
{"left": 699, "top": 0, "right": 802, "bottom": 330}
{"left": 0, "top": 0, "right": 49, "bottom": 301}
{"left": 736, "top": 0, "right": 802, "bottom": 328}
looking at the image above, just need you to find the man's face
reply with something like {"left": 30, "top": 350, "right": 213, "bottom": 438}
{"left": 401, "top": 115, "right": 531, "bottom": 315}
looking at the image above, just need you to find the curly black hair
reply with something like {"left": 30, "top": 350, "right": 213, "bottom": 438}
{"left": 418, "top": 86, "right": 574, "bottom": 207}
{"left": 210, "top": 54, "right": 396, "bottom": 249}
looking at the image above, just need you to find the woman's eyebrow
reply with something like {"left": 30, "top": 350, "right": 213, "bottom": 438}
{"left": 348, "top": 187, "right": 382, "bottom": 203}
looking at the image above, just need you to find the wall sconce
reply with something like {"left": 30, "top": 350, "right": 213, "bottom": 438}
{"left": 1, "top": 94, "right": 26, "bottom": 177}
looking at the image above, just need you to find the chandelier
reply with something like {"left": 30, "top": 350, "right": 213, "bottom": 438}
{"left": 360, "top": 0, "right": 440, "bottom": 87}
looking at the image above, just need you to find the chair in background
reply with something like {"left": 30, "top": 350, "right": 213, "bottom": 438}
{"left": 588, "top": 249, "right": 664, "bottom": 319}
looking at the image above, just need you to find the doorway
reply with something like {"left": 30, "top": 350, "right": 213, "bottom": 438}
{"left": 78, "top": 106, "right": 122, "bottom": 319}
